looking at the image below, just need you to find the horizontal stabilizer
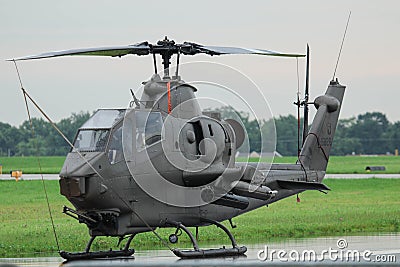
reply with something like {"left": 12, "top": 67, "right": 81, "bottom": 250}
{"left": 275, "top": 180, "right": 330, "bottom": 191}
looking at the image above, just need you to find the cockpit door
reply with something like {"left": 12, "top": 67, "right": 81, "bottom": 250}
{"left": 121, "top": 109, "right": 136, "bottom": 166}
{"left": 121, "top": 109, "right": 164, "bottom": 168}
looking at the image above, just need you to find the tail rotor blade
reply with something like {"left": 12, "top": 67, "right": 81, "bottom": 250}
{"left": 302, "top": 44, "right": 310, "bottom": 145}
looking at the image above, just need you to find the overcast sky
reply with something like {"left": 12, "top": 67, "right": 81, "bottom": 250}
{"left": 1, "top": 0, "right": 399, "bottom": 126}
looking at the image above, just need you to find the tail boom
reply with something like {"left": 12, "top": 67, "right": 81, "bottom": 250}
{"left": 299, "top": 79, "right": 346, "bottom": 172}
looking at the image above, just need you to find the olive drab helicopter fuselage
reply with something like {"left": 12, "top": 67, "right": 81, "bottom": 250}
{"left": 9, "top": 37, "right": 346, "bottom": 260}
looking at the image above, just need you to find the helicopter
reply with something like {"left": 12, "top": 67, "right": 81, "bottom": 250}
{"left": 9, "top": 37, "right": 345, "bottom": 260}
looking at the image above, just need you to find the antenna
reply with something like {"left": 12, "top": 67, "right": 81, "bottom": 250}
{"left": 332, "top": 11, "right": 351, "bottom": 80}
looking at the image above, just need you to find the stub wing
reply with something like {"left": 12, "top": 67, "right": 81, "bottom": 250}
{"left": 266, "top": 179, "right": 330, "bottom": 191}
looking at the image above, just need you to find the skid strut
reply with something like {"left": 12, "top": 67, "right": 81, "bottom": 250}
{"left": 59, "top": 234, "right": 135, "bottom": 261}
{"left": 167, "top": 219, "right": 247, "bottom": 258}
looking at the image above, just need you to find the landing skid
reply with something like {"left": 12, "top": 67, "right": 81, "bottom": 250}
{"left": 59, "top": 234, "right": 135, "bottom": 261}
{"left": 59, "top": 249, "right": 135, "bottom": 261}
{"left": 167, "top": 218, "right": 247, "bottom": 259}
{"left": 173, "top": 246, "right": 247, "bottom": 258}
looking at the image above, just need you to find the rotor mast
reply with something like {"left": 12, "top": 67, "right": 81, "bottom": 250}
{"left": 152, "top": 36, "right": 181, "bottom": 79}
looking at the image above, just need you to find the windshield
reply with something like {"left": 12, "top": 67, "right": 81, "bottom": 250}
{"left": 71, "top": 109, "right": 124, "bottom": 152}
{"left": 71, "top": 110, "right": 162, "bottom": 153}
{"left": 81, "top": 109, "right": 125, "bottom": 129}
{"left": 72, "top": 129, "right": 110, "bottom": 152}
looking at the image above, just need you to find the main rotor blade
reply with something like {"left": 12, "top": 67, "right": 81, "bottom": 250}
{"left": 8, "top": 39, "right": 305, "bottom": 61}
{"left": 198, "top": 45, "right": 305, "bottom": 57}
{"left": 8, "top": 43, "right": 151, "bottom": 61}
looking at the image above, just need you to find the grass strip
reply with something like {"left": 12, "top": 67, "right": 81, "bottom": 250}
{"left": 0, "top": 179, "right": 398, "bottom": 257}
{"left": 2, "top": 155, "right": 400, "bottom": 175}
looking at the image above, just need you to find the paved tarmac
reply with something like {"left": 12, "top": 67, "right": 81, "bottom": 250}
{"left": 2, "top": 173, "right": 400, "bottom": 181}
{"left": 1, "top": 234, "right": 398, "bottom": 266}
{"left": 0, "top": 174, "right": 60, "bottom": 180}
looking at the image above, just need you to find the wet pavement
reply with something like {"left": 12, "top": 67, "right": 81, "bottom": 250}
{"left": 1, "top": 234, "right": 399, "bottom": 266}
{"left": 2, "top": 174, "right": 400, "bottom": 181}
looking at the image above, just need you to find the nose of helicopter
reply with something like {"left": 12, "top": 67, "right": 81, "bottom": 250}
{"left": 59, "top": 151, "right": 108, "bottom": 202}
{"left": 60, "top": 151, "right": 103, "bottom": 178}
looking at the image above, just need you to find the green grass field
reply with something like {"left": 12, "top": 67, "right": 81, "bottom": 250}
{"left": 1, "top": 155, "right": 400, "bottom": 175}
{"left": 0, "top": 179, "right": 399, "bottom": 257}
{"left": 0, "top": 156, "right": 65, "bottom": 174}
{"left": 245, "top": 155, "right": 400, "bottom": 174}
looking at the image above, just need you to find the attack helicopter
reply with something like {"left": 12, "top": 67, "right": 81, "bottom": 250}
{"left": 9, "top": 37, "right": 345, "bottom": 260}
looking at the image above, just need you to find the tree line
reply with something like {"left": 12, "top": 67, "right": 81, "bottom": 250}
{"left": 272, "top": 112, "right": 400, "bottom": 156}
{"left": 216, "top": 108, "right": 400, "bottom": 156}
{"left": 0, "top": 112, "right": 90, "bottom": 157}
{"left": 0, "top": 110, "right": 399, "bottom": 157}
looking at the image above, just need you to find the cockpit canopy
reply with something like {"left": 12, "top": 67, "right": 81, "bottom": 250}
{"left": 80, "top": 109, "right": 125, "bottom": 129}
{"left": 72, "top": 109, "right": 125, "bottom": 152}
{"left": 72, "top": 109, "right": 163, "bottom": 155}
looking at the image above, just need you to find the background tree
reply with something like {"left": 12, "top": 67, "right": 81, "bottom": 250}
{"left": 274, "top": 115, "right": 299, "bottom": 156}
{"left": 204, "top": 106, "right": 263, "bottom": 153}
{"left": 386, "top": 121, "right": 400, "bottom": 152}
{"left": 1, "top": 110, "right": 399, "bottom": 157}
{"left": 350, "top": 112, "right": 390, "bottom": 154}
{"left": 2, "top": 111, "right": 91, "bottom": 156}
{"left": 0, "top": 122, "right": 20, "bottom": 156}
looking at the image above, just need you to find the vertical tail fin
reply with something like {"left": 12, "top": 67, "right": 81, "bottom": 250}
{"left": 299, "top": 79, "right": 346, "bottom": 171}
